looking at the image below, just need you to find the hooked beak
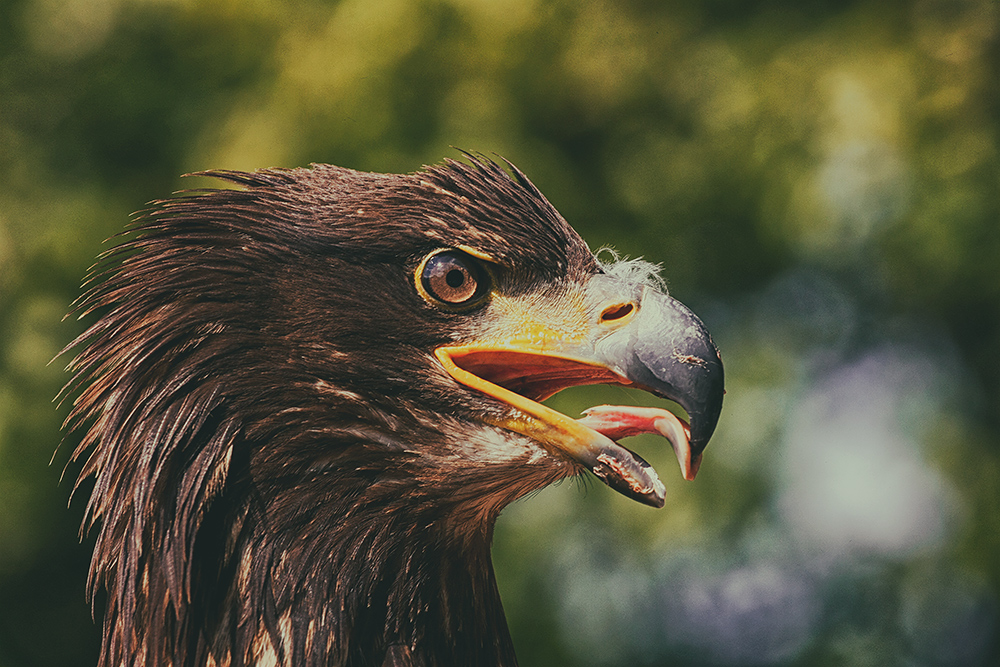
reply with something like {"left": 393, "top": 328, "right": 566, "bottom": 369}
{"left": 436, "top": 276, "right": 724, "bottom": 508}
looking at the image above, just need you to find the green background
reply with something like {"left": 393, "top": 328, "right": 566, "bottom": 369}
{"left": 1, "top": 0, "right": 998, "bottom": 665}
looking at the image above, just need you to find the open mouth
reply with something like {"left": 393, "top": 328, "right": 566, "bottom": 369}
{"left": 441, "top": 349, "right": 625, "bottom": 402}
{"left": 436, "top": 346, "right": 699, "bottom": 507}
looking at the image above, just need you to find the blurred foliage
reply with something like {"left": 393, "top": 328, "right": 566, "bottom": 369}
{"left": 1, "top": 0, "right": 998, "bottom": 665}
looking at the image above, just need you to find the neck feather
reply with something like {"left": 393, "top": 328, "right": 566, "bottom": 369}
{"left": 146, "top": 472, "right": 521, "bottom": 667}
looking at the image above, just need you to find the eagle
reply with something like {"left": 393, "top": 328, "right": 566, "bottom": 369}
{"left": 61, "top": 155, "right": 724, "bottom": 667}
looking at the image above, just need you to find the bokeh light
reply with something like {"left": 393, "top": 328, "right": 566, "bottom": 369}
{"left": 2, "top": 0, "right": 998, "bottom": 665}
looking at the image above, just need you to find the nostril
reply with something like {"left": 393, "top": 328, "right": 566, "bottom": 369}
{"left": 600, "top": 303, "right": 634, "bottom": 323}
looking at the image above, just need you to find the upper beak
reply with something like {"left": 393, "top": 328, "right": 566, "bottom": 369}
{"left": 436, "top": 274, "right": 724, "bottom": 508}
{"left": 592, "top": 284, "right": 724, "bottom": 460}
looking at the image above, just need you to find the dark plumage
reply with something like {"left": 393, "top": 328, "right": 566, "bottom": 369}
{"left": 62, "top": 156, "right": 723, "bottom": 666}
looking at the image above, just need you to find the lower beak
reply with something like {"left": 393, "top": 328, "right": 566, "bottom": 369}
{"left": 436, "top": 282, "right": 724, "bottom": 508}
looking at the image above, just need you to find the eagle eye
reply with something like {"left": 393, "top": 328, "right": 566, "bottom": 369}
{"left": 418, "top": 250, "right": 490, "bottom": 308}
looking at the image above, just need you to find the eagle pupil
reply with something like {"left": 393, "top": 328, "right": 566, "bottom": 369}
{"left": 446, "top": 269, "right": 465, "bottom": 288}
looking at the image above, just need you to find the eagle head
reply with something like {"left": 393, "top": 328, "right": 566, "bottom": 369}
{"left": 63, "top": 155, "right": 723, "bottom": 666}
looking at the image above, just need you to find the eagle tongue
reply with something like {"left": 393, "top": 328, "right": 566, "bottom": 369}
{"left": 577, "top": 405, "right": 700, "bottom": 481}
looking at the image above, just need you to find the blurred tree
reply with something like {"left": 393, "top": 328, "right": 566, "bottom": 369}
{"left": 1, "top": 0, "right": 997, "bottom": 665}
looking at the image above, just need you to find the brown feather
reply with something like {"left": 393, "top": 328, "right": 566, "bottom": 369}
{"left": 62, "top": 156, "right": 595, "bottom": 666}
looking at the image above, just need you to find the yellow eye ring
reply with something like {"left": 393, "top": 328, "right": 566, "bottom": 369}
{"left": 415, "top": 248, "right": 493, "bottom": 310}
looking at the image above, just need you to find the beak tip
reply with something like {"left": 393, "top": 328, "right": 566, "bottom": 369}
{"left": 684, "top": 452, "right": 703, "bottom": 481}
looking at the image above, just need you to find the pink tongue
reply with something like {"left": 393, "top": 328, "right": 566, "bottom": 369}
{"left": 576, "top": 405, "right": 701, "bottom": 480}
